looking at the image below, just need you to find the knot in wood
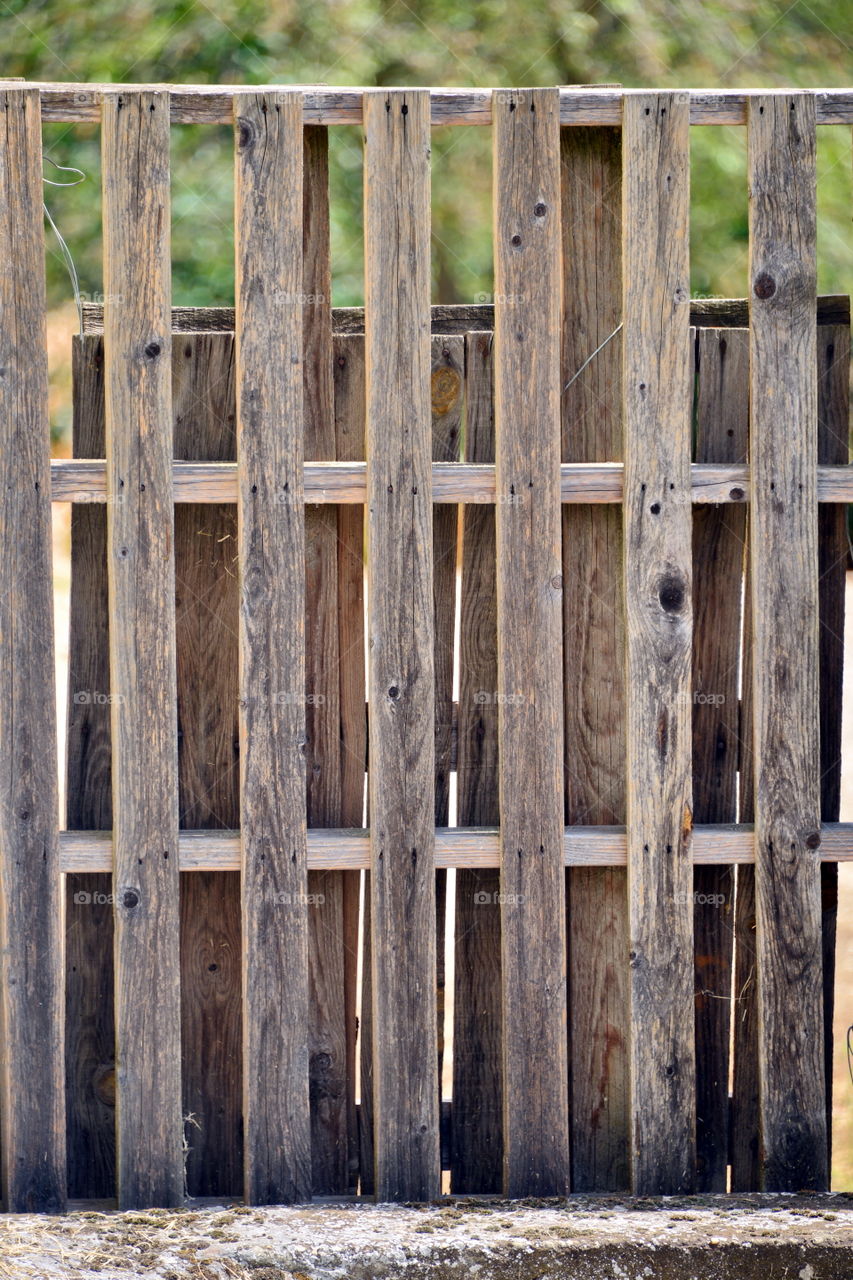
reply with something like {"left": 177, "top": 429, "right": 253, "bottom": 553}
{"left": 753, "top": 272, "right": 776, "bottom": 300}
{"left": 658, "top": 574, "right": 685, "bottom": 613}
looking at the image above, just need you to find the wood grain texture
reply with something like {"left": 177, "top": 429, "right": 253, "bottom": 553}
{"left": 452, "top": 331, "right": 503, "bottom": 1193}
{"left": 302, "top": 125, "right": 353, "bottom": 1196}
{"left": 0, "top": 86, "right": 66, "bottom": 1213}
{"left": 493, "top": 88, "right": 569, "bottom": 1198}
{"left": 622, "top": 92, "right": 695, "bottom": 1195}
{"left": 816, "top": 323, "right": 849, "bottom": 1170}
{"left": 560, "top": 124, "right": 629, "bottom": 1194}
{"left": 748, "top": 92, "right": 827, "bottom": 1192}
{"left": 65, "top": 335, "right": 116, "bottom": 1200}
{"left": 102, "top": 89, "right": 183, "bottom": 1210}
{"left": 364, "top": 88, "right": 439, "bottom": 1202}
{"left": 333, "top": 335, "right": 368, "bottom": 1192}
{"left": 234, "top": 90, "right": 311, "bottom": 1204}
{"left": 692, "top": 328, "right": 748, "bottom": 1191}
{"left": 431, "top": 335, "right": 463, "bottom": 1133}
{"left": 173, "top": 332, "right": 242, "bottom": 1198}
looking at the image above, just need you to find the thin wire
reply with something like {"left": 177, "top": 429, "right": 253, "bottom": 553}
{"left": 42, "top": 154, "right": 86, "bottom": 335}
{"left": 562, "top": 322, "right": 623, "bottom": 393}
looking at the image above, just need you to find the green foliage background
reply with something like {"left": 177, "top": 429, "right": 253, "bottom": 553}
{"left": 7, "top": 0, "right": 849, "bottom": 315}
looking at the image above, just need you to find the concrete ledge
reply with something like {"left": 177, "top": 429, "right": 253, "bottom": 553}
{"left": 0, "top": 1196, "right": 851, "bottom": 1279}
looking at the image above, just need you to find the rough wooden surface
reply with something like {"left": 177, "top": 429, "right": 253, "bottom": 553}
{"left": 691, "top": 328, "right": 748, "bottom": 1191}
{"left": 0, "top": 85, "right": 66, "bottom": 1213}
{"left": 747, "top": 92, "right": 827, "bottom": 1192}
{"left": 234, "top": 90, "right": 311, "bottom": 1204}
{"left": 816, "top": 322, "right": 849, "bottom": 1169}
{"left": 65, "top": 335, "right": 116, "bottom": 1201}
{"left": 172, "top": 333, "right": 242, "bottom": 1198}
{"left": 493, "top": 87, "right": 569, "bottom": 1198}
{"left": 102, "top": 89, "right": 183, "bottom": 1210}
{"left": 622, "top": 91, "right": 695, "bottom": 1195}
{"left": 452, "top": 331, "right": 503, "bottom": 1193}
{"left": 561, "top": 124, "right": 629, "bottom": 1194}
{"left": 364, "top": 88, "right": 439, "bottom": 1202}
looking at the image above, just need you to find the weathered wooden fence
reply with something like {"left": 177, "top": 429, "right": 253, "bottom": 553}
{"left": 0, "top": 82, "right": 851, "bottom": 1212}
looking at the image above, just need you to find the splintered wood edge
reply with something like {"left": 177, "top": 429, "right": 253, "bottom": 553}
{"left": 58, "top": 824, "right": 853, "bottom": 871}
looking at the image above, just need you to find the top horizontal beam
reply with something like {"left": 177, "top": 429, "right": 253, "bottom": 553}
{"left": 6, "top": 82, "right": 853, "bottom": 126}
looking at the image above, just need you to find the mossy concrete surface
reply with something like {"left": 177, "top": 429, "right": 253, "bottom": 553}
{"left": 0, "top": 1195, "right": 851, "bottom": 1279}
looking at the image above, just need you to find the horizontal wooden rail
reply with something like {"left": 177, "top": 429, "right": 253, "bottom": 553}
{"left": 58, "top": 824, "right": 853, "bottom": 872}
{"left": 6, "top": 82, "right": 853, "bottom": 125}
{"left": 50, "top": 459, "right": 853, "bottom": 503}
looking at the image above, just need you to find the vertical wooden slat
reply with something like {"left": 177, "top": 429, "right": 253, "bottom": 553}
{"left": 748, "top": 91, "right": 827, "bottom": 1192}
{"left": 173, "top": 333, "right": 242, "bottom": 1198}
{"left": 102, "top": 89, "right": 183, "bottom": 1209}
{"left": 493, "top": 87, "right": 569, "bottom": 1198}
{"left": 560, "top": 124, "right": 629, "bottom": 1193}
{"left": 692, "top": 328, "right": 748, "bottom": 1191}
{"left": 622, "top": 91, "right": 695, "bottom": 1196}
{"left": 303, "top": 124, "right": 352, "bottom": 1195}
{"left": 333, "top": 335, "right": 369, "bottom": 1193}
{"left": 431, "top": 335, "right": 463, "bottom": 1126}
{"left": 65, "top": 334, "right": 116, "bottom": 1200}
{"left": 0, "top": 85, "right": 65, "bottom": 1213}
{"left": 234, "top": 90, "right": 311, "bottom": 1204}
{"left": 452, "top": 331, "right": 503, "bottom": 1193}
{"left": 364, "top": 88, "right": 439, "bottom": 1202}
{"left": 816, "top": 323, "right": 849, "bottom": 1170}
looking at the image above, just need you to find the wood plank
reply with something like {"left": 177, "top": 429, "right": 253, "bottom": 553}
{"left": 431, "top": 336, "right": 463, "bottom": 1137}
{"left": 302, "top": 124, "right": 352, "bottom": 1196}
{"left": 816, "top": 323, "right": 849, "bottom": 1171}
{"left": 364, "top": 88, "right": 439, "bottom": 1202}
{"left": 748, "top": 91, "right": 827, "bottom": 1192}
{"left": 65, "top": 334, "right": 116, "bottom": 1200}
{"left": 493, "top": 87, "right": 569, "bottom": 1197}
{"left": 79, "top": 296, "right": 853, "bottom": 337}
{"left": 692, "top": 328, "right": 748, "bottom": 1191}
{"left": 452, "top": 331, "right": 503, "bottom": 1193}
{"left": 622, "top": 91, "right": 695, "bottom": 1195}
{"left": 560, "top": 124, "right": 629, "bottom": 1193}
{"left": 15, "top": 82, "right": 853, "bottom": 126}
{"left": 234, "top": 89, "right": 311, "bottom": 1204}
{"left": 102, "top": 89, "right": 183, "bottom": 1210}
{"left": 333, "top": 335, "right": 368, "bottom": 1193}
{"left": 0, "top": 84, "right": 66, "bottom": 1213}
{"left": 173, "top": 332, "right": 242, "bottom": 1199}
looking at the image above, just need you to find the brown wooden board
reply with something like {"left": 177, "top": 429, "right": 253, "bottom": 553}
{"left": 816, "top": 323, "right": 849, "bottom": 1170}
{"left": 747, "top": 92, "right": 827, "bottom": 1192}
{"left": 234, "top": 90, "right": 311, "bottom": 1204}
{"left": 452, "top": 331, "right": 502, "bottom": 1193}
{"left": 0, "top": 85, "right": 66, "bottom": 1212}
{"left": 102, "top": 89, "right": 183, "bottom": 1210}
{"left": 622, "top": 92, "right": 695, "bottom": 1195}
{"left": 173, "top": 333, "right": 242, "bottom": 1198}
{"left": 560, "top": 124, "right": 630, "bottom": 1193}
{"left": 692, "top": 328, "right": 748, "bottom": 1191}
{"left": 333, "top": 336, "right": 368, "bottom": 1193}
{"left": 493, "top": 88, "right": 569, "bottom": 1197}
{"left": 65, "top": 336, "right": 116, "bottom": 1201}
{"left": 364, "top": 88, "right": 439, "bottom": 1202}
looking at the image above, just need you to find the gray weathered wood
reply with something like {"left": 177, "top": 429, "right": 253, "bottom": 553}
{"left": 102, "top": 89, "right": 183, "bottom": 1210}
{"left": 452, "top": 331, "right": 503, "bottom": 1193}
{"left": 173, "top": 333, "right": 242, "bottom": 1198}
{"left": 748, "top": 91, "right": 827, "bottom": 1192}
{"left": 0, "top": 85, "right": 66, "bottom": 1213}
{"left": 692, "top": 328, "right": 748, "bottom": 1191}
{"left": 622, "top": 91, "right": 695, "bottom": 1195}
{"left": 234, "top": 89, "right": 311, "bottom": 1204}
{"left": 561, "top": 123, "right": 630, "bottom": 1193}
{"left": 364, "top": 88, "right": 439, "bottom": 1202}
{"left": 493, "top": 87, "right": 569, "bottom": 1198}
{"left": 65, "top": 334, "right": 116, "bottom": 1201}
